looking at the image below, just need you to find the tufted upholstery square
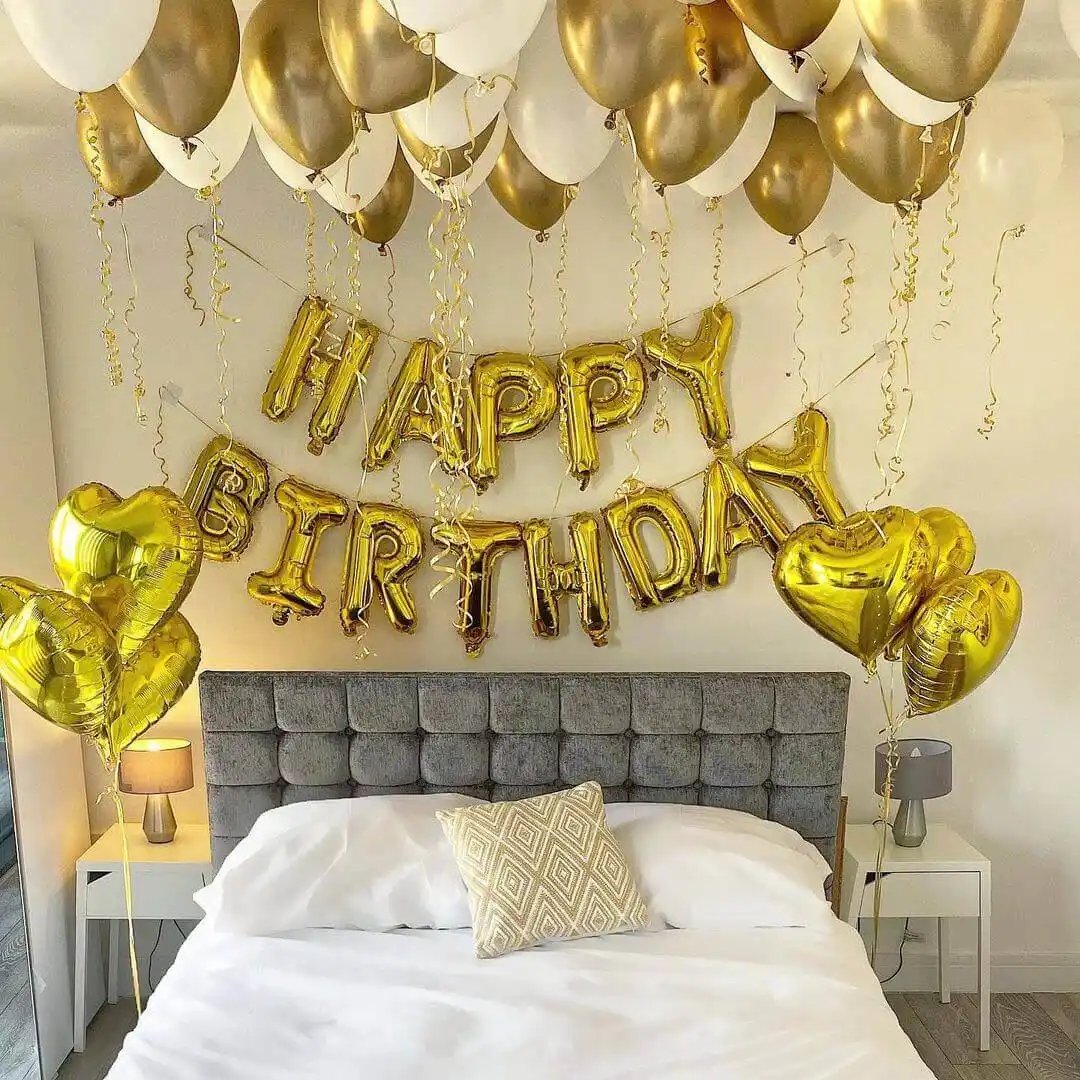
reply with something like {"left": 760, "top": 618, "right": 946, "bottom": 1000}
{"left": 200, "top": 672, "right": 850, "bottom": 872}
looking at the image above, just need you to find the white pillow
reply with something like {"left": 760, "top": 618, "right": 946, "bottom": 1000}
{"left": 604, "top": 803, "right": 835, "bottom": 931}
{"left": 194, "top": 794, "right": 478, "bottom": 935}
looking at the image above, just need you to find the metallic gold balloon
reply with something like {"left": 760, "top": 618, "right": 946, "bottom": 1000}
{"left": 340, "top": 503, "right": 424, "bottom": 636}
{"left": 111, "top": 614, "right": 201, "bottom": 754}
{"left": 557, "top": 0, "right": 688, "bottom": 112}
{"left": 394, "top": 114, "right": 500, "bottom": 180}
{"left": 248, "top": 477, "right": 349, "bottom": 624}
{"left": 700, "top": 449, "right": 791, "bottom": 590}
{"left": 744, "top": 113, "right": 832, "bottom": 238}
{"left": 0, "top": 578, "right": 118, "bottom": 741}
{"left": 603, "top": 486, "right": 699, "bottom": 610}
{"left": 919, "top": 506, "right": 977, "bottom": 591}
{"left": 183, "top": 435, "right": 271, "bottom": 562}
{"left": 522, "top": 515, "right": 610, "bottom": 646}
{"left": 241, "top": 0, "right": 353, "bottom": 172}
{"left": 320, "top": 0, "right": 454, "bottom": 114}
{"left": 364, "top": 338, "right": 470, "bottom": 474}
{"left": 690, "top": 1, "right": 770, "bottom": 99}
{"left": 50, "top": 484, "right": 204, "bottom": 663}
{"left": 430, "top": 519, "right": 523, "bottom": 657}
{"left": 471, "top": 352, "right": 558, "bottom": 491}
{"left": 641, "top": 304, "right": 732, "bottom": 449}
{"left": 263, "top": 295, "right": 332, "bottom": 417}
{"left": 76, "top": 86, "right": 163, "bottom": 199}
{"left": 903, "top": 570, "right": 1022, "bottom": 715}
{"left": 773, "top": 506, "right": 938, "bottom": 670}
{"left": 627, "top": 14, "right": 761, "bottom": 187}
{"left": 487, "top": 129, "right": 573, "bottom": 234}
{"left": 742, "top": 408, "right": 847, "bottom": 525}
{"left": 816, "top": 69, "right": 964, "bottom": 205}
{"left": 855, "top": 0, "right": 1024, "bottom": 103}
{"left": 343, "top": 146, "right": 414, "bottom": 246}
{"left": 117, "top": 0, "right": 240, "bottom": 138}
{"left": 727, "top": 0, "right": 840, "bottom": 52}
{"left": 559, "top": 343, "right": 647, "bottom": 490}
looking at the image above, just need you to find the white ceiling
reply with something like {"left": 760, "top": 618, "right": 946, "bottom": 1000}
{"left": 0, "top": 0, "right": 1077, "bottom": 133}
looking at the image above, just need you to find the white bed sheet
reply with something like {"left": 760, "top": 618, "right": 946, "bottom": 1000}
{"left": 108, "top": 920, "right": 930, "bottom": 1079}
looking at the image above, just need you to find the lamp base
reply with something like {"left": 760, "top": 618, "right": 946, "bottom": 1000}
{"left": 892, "top": 799, "right": 927, "bottom": 847}
{"left": 142, "top": 793, "right": 177, "bottom": 844}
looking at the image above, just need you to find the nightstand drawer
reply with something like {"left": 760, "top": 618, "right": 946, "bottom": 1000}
{"left": 84, "top": 867, "right": 209, "bottom": 920}
{"left": 858, "top": 870, "right": 981, "bottom": 919}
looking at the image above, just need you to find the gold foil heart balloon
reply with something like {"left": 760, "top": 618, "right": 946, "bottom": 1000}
{"left": 0, "top": 577, "right": 118, "bottom": 741}
{"left": 919, "top": 507, "right": 976, "bottom": 591}
{"left": 903, "top": 570, "right": 1022, "bottom": 715}
{"left": 50, "top": 484, "right": 203, "bottom": 662}
{"left": 773, "top": 507, "right": 938, "bottom": 670}
{"left": 111, "top": 614, "right": 201, "bottom": 755}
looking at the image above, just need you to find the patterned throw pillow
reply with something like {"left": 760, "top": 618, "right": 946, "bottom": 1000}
{"left": 436, "top": 781, "right": 649, "bottom": 959}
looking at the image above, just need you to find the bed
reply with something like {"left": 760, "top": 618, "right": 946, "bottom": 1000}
{"left": 106, "top": 671, "right": 932, "bottom": 1079}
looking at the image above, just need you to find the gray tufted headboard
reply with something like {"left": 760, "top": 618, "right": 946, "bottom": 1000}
{"left": 199, "top": 671, "right": 849, "bottom": 871}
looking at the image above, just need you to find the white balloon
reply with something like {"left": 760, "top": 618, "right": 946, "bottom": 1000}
{"left": 395, "top": 59, "right": 516, "bottom": 149}
{"left": 435, "top": 0, "right": 545, "bottom": 78}
{"left": 505, "top": 5, "right": 614, "bottom": 184}
{"left": 254, "top": 120, "right": 321, "bottom": 191}
{"left": 375, "top": 0, "right": 489, "bottom": 35}
{"left": 688, "top": 90, "right": 777, "bottom": 197}
{"left": 4, "top": 0, "right": 159, "bottom": 92}
{"left": 966, "top": 89, "right": 1064, "bottom": 218}
{"left": 403, "top": 113, "right": 508, "bottom": 200}
{"left": 746, "top": 0, "right": 859, "bottom": 107}
{"left": 136, "top": 71, "right": 251, "bottom": 190}
{"left": 315, "top": 114, "right": 399, "bottom": 213}
{"left": 862, "top": 51, "right": 959, "bottom": 126}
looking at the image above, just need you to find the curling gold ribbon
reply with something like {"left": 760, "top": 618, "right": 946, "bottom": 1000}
{"left": 707, "top": 196, "right": 724, "bottom": 304}
{"left": 978, "top": 224, "right": 1025, "bottom": 439}
{"left": 152, "top": 387, "right": 170, "bottom": 485}
{"left": 107, "top": 764, "right": 143, "bottom": 1018}
{"left": 526, "top": 235, "right": 538, "bottom": 357}
{"left": 294, "top": 189, "right": 319, "bottom": 298}
{"left": 117, "top": 201, "right": 147, "bottom": 425}
{"left": 183, "top": 224, "right": 207, "bottom": 327}
{"left": 792, "top": 234, "right": 811, "bottom": 410}
{"left": 652, "top": 186, "right": 673, "bottom": 435}
{"left": 840, "top": 239, "right": 856, "bottom": 337}
{"left": 86, "top": 170, "right": 122, "bottom": 387}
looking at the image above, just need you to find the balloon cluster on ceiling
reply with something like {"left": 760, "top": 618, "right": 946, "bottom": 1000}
{"left": 7, "top": 0, "right": 1038, "bottom": 242}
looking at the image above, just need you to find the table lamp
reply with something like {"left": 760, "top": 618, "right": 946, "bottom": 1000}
{"left": 119, "top": 738, "right": 194, "bottom": 844}
{"left": 874, "top": 739, "right": 952, "bottom": 848}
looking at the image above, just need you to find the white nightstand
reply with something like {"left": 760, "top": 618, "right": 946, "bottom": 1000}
{"left": 839, "top": 823, "right": 991, "bottom": 1051}
{"left": 74, "top": 822, "right": 211, "bottom": 1052}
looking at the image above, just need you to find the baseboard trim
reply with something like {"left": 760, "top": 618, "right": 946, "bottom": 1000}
{"left": 874, "top": 951, "right": 1080, "bottom": 993}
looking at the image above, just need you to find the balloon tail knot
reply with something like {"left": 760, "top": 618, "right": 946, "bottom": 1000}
{"left": 790, "top": 51, "right": 806, "bottom": 73}
{"left": 307, "top": 169, "right": 322, "bottom": 185}
{"left": 604, "top": 110, "right": 618, "bottom": 130}
{"left": 377, "top": 243, "right": 390, "bottom": 256}
{"left": 536, "top": 229, "right": 549, "bottom": 243}
{"left": 356, "top": 109, "right": 370, "bottom": 133}
{"left": 180, "top": 137, "right": 197, "bottom": 160}
{"left": 107, "top": 196, "right": 122, "bottom": 209}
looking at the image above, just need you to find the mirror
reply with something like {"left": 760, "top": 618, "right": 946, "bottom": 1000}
{"left": 0, "top": 693, "right": 42, "bottom": 1079}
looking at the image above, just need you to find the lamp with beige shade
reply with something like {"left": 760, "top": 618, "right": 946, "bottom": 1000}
{"left": 119, "top": 738, "right": 194, "bottom": 844}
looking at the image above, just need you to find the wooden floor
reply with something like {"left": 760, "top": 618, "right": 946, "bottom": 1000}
{"left": 0, "top": 863, "right": 36, "bottom": 1080}
{"left": 887, "top": 993, "right": 1080, "bottom": 1079}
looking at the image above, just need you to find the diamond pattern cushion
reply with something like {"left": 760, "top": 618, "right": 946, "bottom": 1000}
{"left": 437, "top": 781, "right": 648, "bottom": 959}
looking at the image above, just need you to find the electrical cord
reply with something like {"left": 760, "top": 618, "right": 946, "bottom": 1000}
{"left": 879, "top": 916, "right": 911, "bottom": 985}
{"left": 147, "top": 919, "right": 191, "bottom": 993}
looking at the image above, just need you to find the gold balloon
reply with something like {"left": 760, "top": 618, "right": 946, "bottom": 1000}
{"left": 903, "top": 570, "right": 1022, "bottom": 715}
{"left": 855, "top": 0, "right": 1024, "bottom": 103}
{"left": 603, "top": 486, "right": 699, "bottom": 610}
{"left": 816, "top": 69, "right": 964, "bottom": 205}
{"left": 742, "top": 408, "right": 847, "bottom": 525}
{"left": 773, "top": 506, "right": 938, "bottom": 670}
{"left": 641, "top": 304, "right": 732, "bottom": 449}
{"left": 241, "top": 0, "right": 354, "bottom": 172}
{"left": 522, "top": 515, "right": 610, "bottom": 647}
{"left": 76, "top": 87, "right": 163, "bottom": 200}
{"left": 919, "top": 507, "right": 977, "bottom": 591}
{"left": 364, "top": 338, "right": 470, "bottom": 474}
{"left": 487, "top": 129, "right": 573, "bottom": 234}
{"left": 744, "top": 113, "right": 833, "bottom": 238}
{"left": 319, "top": 0, "right": 454, "bottom": 114}
{"left": 690, "top": 2, "right": 769, "bottom": 98}
{"left": 727, "top": 0, "right": 840, "bottom": 52}
{"left": 111, "top": 614, "right": 201, "bottom": 754}
{"left": 559, "top": 344, "right": 648, "bottom": 490}
{"left": 343, "top": 146, "right": 414, "bottom": 246}
{"left": 263, "top": 296, "right": 332, "bottom": 417}
{"left": 341, "top": 503, "right": 424, "bottom": 636}
{"left": 394, "top": 115, "right": 500, "bottom": 180}
{"left": 471, "top": 352, "right": 558, "bottom": 491}
{"left": 430, "top": 519, "right": 523, "bottom": 657}
{"left": 117, "top": 0, "right": 240, "bottom": 138}
{"left": 0, "top": 579, "right": 118, "bottom": 742}
{"left": 50, "top": 484, "right": 204, "bottom": 663}
{"left": 557, "top": 0, "right": 688, "bottom": 112}
{"left": 248, "top": 477, "right": 349, "bottom": 624}
{"left": 701, "top": 450, "right": 791, "bottom": 590}
{"left": 627, "top": 18, "right": 759, "bottom": 187}
{"left": 183, "top": 435, "right": 271, "bottom": 562}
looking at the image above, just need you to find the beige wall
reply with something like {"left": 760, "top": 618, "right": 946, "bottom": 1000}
{"left": 0, "top": 121, "right": 1076, "bottom": 986}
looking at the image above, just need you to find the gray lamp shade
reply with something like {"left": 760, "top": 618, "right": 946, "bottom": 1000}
{"left": 875, "top": 739, "right": 952, "bottom": 800}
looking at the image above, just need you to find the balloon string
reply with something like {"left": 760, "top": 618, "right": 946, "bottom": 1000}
{"left": 526, "top": 234, "right": 538, "bottom": 357}
{"left": 978, "top": 225, "right": 1025, "bottom": 439}
{"left": 152, "top": 388, "right": 170, "bottom": 485}
{"left": 117, "top": 201, "right": 147, "bottom": 425}
{"left": 792, "top": 234, "right": 811, "bottom": 410}
{"left": 182, "top": 224, "right": 207, "bottom": 326}
{"left": 840, "top": 239, "right": 856, "bottom": 336}
{"left": 707, "top": 196, "right": 724, "bottom": 304}
{"left": 106, "top": 764, "right": 142, "bottom": 1018}
{"left": 651, "top": 189, "right": 673, "bottom": 435}
{"left": 870, "top": 212, "right": 906, "bottom": 507}
{"left": 380, "top": 243, "right": 404, "bottom": 508}
{"left": 938, "top": 153, "right": 962, "bottom": 311}
{"left": 294, "top": 189, "right": 318, "bottom": 297}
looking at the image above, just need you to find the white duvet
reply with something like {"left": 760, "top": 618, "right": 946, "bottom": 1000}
{"left": 107, "top": 919, "right": 930, "bottom": 1079}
